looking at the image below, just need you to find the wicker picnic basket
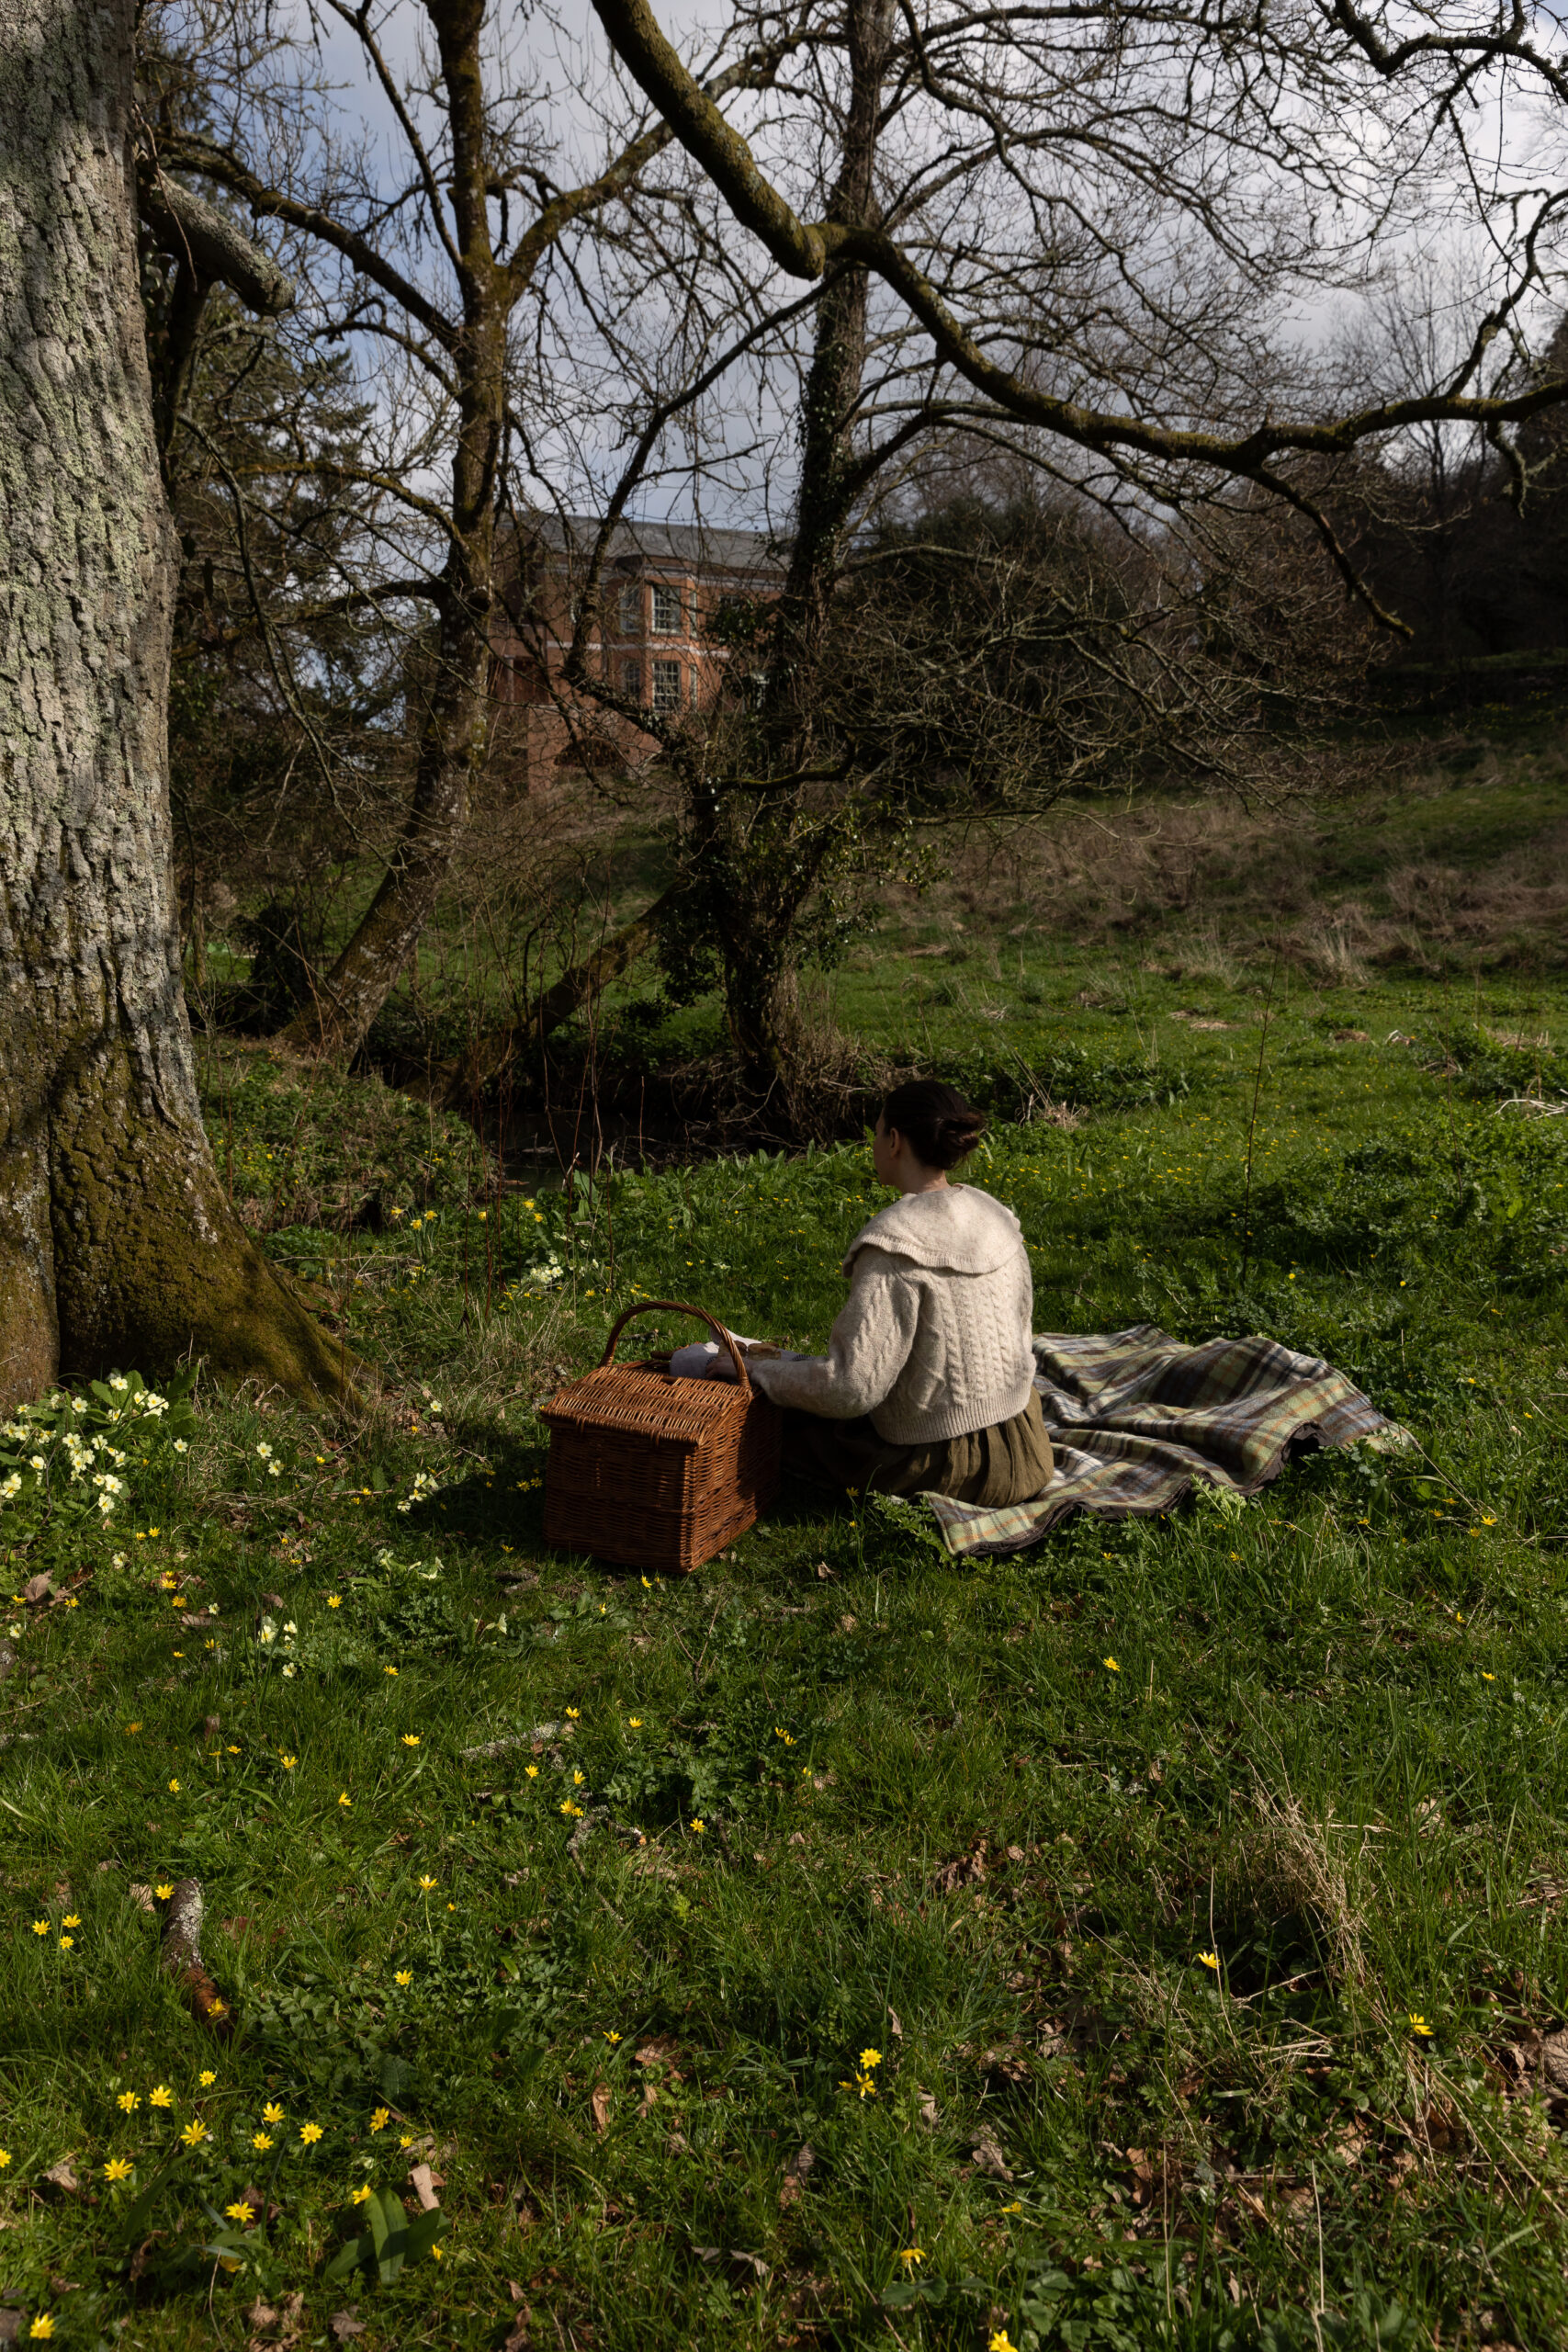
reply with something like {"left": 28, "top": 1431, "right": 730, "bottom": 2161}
{"left": 539, "top": 1300, "right": 784, "bottom": 1573}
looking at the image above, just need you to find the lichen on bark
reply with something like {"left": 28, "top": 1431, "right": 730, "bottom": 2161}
{"left": 0, "top": 0, "right": 346, "bottom": 1411}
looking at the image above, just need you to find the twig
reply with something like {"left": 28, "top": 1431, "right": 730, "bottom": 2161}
{"left": 1238, "top": 957, "right": 1280, "bottom": 1294}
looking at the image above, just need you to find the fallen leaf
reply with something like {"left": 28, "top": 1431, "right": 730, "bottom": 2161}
{"left": 970, "top": 2131, "right": 1013, "bottom": 2181}
{"left": 42, "top": 2159, "right": 80, "bottom": 2194}
{"left": 919, "top": 2092, "right": 941, "bottom": 2130}
{"left": 410, "top": 2162, "right": 443, "bottom": 2211}
{"left": 887, "top": 2009, "right": 903, "bottom": 2041}
{"left": 502, "top": 2320, "right": 531, "bottom": 2352}
{"left": 329, "top": 2316, "right": 366, "bottom": 2343}
{"left": 778, "top": 2143, "right": 816, "bottom": 2211}
{"left": 589, "top": 2083, "right": 611, "bottom": 2137}
{"left": 22, "top": 1574, "right": 54, "bottom": 1606}
{"left": 730, "top": 2249, "right": 770, "bottom": 2280}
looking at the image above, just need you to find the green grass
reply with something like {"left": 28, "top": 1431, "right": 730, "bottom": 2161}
{"left": 1, "top": 958, "right": 1565, "bottom": 2347}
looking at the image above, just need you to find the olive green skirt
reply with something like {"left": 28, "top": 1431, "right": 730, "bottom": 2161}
{"left": 781, "top": 1384, "right": 1054, "bottom": 1509}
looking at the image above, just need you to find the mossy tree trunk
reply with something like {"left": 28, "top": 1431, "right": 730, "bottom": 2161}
{"left": 0, "top": 0, "right": 348, "bottom": 1411}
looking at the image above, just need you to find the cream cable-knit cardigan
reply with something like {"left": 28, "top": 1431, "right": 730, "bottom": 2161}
{"left": 749, "top": 1185, "right": 1035, "bottom": 1444}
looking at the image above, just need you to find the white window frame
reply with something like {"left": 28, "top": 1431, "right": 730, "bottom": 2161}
{"left": 618, "top": 582, "right": 642, "bottom": 633}
{"left": 651, "top": 658, "right": 682, "bottom": 712}
{"left": 651, "top": 582, "right": 682, "bottom": 635}
{"left": 621, "top": 659, "right": 644, "bottom": 704}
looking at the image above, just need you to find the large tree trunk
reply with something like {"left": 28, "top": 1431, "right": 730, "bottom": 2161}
{"left": 0, "top": 0, "right": 347, "bottom": 1412}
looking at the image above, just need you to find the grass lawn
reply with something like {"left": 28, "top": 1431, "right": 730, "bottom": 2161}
{"left": 2, "top": 885, "right": 1566, "bottom": 2346}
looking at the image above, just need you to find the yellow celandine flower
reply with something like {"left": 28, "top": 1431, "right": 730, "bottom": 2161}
{"left": 155, "top": 1883, "right": 174, "bottom": 1901}
{"left": 62, "top": 1915, "right": 80, "bottom": 1928}
{"left": 990, "top": 2334, "right": 1019, "bottom": 2352}
{"left": 1408, "top": 2013, "right": 1434, "bottom": 2038}
{"left": 117, "top": 2092, "right": 140, "bottom": 2114}
{"left": 385, "top": 1667, "right": 398, "bottom": 1678}
{"left": 899, "top": 2247, "right": 924, "bottom": 2267}
{"left": 30, "top": 1920, "right": 49, "bottom": 1936}
{"left": 352, "top": 2184, "right": 373, "bottom": 2205}
{"left": 280, "top": 1756, "right": 297, "bottom": 1770}
{"left": 1102, "top": 1658, "right": 1119, "bottom": 1673}
{"left": 58, "top": 1936, "right": 73, "bottom": 1950}
{"left": 860, "top": 2049, "right": 883, "bottom": 2070}
{"left": 263, "top": 2101, "right": 286, "bottom": 2123}
{"left": 1198, "top": 1951, "right": 1220, "bottom": 1971}
{"left": 299, "top": 2121, "right": 324, "bottom": 2143}
{"left": 628, "top": 1717, "right": 642, "bottom": 1728}
{"left": 604, "top": 2030, "right": 622, "bottom": 2044}
{"left": 572, "top": 1770, "right": 584, "bottom": 1786}
{"left": 1483, "top": 1671, "right": 1496, "bottom": 1682}
{"left": 689, "top": 1818, "right": 705, "bottom": 1834}
{"left": 198, "top": 2070, "right": 217, "bottom": 2087}
{"left": 566, "top": 1707, "right": 581, "bottom": 1720}
{"left": 150, "top": 2086, "right": 174, "bottom": 2109}
{"left": 525, "top": 1765, "right": 539, "bottom": 1780}
{"left": 400, "top": 2133, "right": 413, "bottom": 2150}
{"left": 180, "top": 2120, "right": 208, "bottom": 2147}
{"left": 29, "top": 2316, "right": 55, "bottom": 2339}
{"left": 103, "top": 2157, "right": 134, "bottom": 2182}
{"left": 168, "top": 1779, "right": 181, "bottom": 1793}
{"left": 402, "top": 1736, "right": 421, "bottom": 1749}
{"left": 225, "top": 2200, "right": 254, "bottom": 2223}
{"left": 228, "top": 1745, "right": 241, "bottom": 1754}
{"left": 126, "top": 1723, "right": 141, "bottom": 1733}
{"left": 253, "top": 2132, "right": 274, "bottom": 2153}
{"left": 560, "top": 1800, "right": 584, "bottom": 1818}
{"left": 431, "top": 2246, "right": 443, "bottom": 2262}
{"left": 328, "top": 1595, "right": 343, "bottom": 1609}
{"left": 370, "top": 2108, "right": 389, "bottom": 2132}
{"left": 418, "top": 1875, "right": 437, "bottom": 1892}
{"left": 338, "top": 1792, "right": 352, "bottom": 1808}
{"left": 0, "top": 2153, "right": 8, "bottom": 2170}
{"left": 395, "top": 1970, "right": 413, "bottom": 1987}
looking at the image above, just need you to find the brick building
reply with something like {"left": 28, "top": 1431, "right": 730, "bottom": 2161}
{"left": 489, "top": 516, "right": 783, "bottom": 792}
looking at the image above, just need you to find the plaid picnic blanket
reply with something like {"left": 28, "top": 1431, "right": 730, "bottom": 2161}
{"left": 924, "top": 1324, "right": 1387, "bottom": 1557}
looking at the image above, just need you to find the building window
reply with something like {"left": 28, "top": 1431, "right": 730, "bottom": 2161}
{"left": 690, "top": 664, "right": 700, "bottom": 707}
{"left": 689, "top": 585, "right": 701, "bottom": 631}
{"left": 619, "top": 582, "right": 641, "bottom": 633}
{"left": 651, "top": 659, "right": 682, "bottom": 712}
{"left": 621, "top": 660, "right": 643, "bottom": 704}
{"left": 651, "top": 583, "right": 682, "bottom": 635}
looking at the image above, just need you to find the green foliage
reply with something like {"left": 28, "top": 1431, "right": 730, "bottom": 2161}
{"left": 0, "top": 1367, "right": 197, "bottom": 1555}
{"left": 324, "top": 2187, "right": 444, "bottom": 2286}
{"left": 4, "top": 961, "right": 1568, "bottom": 2347}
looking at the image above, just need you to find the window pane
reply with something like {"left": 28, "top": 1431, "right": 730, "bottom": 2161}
{"left": 651, "top": 583, "right": 682, "bottom": 634}
{"left": 621, "top": 660, "right": 643, "bottom": 703}
{"left": 651, "top": 659, "right": 682, "bottom": 711}
{"left": 619, "top": 584, "right": 641, "bottom": 632}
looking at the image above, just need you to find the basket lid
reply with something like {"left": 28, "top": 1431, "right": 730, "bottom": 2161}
{"left": 538, "top": 1362, "right": 750, "bottom": 1449}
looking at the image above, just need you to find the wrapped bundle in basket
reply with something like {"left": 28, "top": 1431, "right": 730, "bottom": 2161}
{"left": 539, "top": 1301, "right": 783, "bottom": 1573}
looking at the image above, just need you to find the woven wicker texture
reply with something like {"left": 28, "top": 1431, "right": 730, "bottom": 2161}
{"left": 540, "top": 1301, "right": 783, "bottom": 1573}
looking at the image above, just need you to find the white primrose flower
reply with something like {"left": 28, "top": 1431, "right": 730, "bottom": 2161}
{"left": 28, "top": 1456, "right": 46, "bottom": 1473}
{"left": 258, "top": 1616, "right": 277, "bottom": 1642}
{"left": 173, "top": 1439, "right": 188, "bottom": 1454}
{"left": 281, "top": 1662, "right": 296, "bottom": 1678}
{"left": 267, "top": 1462, "right": 281, "bottom": 1477}
{"left": 0, "top": 1474, "right": 21, "bottom": 1502}
{"left": 255, "top": 1442, "right": 273, "bottom": 1460}
{"left": 92, "top": 1472, "right": 124, "bottom": 1495}
{"left": 108, "top": 1374, "right": 128, "bottom": 1392}
{"left": 111, "top": 1554, "right": 126, "bottom": 1568}
{"left": 142, "top": 1394, "right": 168, "bottom": 1416}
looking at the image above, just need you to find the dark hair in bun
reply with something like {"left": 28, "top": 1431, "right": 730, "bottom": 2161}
{"left": 879, "top": 1080, "right": 986, "bottom": 1171}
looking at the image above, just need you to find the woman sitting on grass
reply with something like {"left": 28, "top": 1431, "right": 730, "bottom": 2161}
{"left": 748, "top": 1080, "right": 1054, "bottom": 1508}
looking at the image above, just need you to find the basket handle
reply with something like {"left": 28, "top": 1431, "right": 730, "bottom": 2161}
{"left": 599, "top": 1298, "right": 755, "bottom": 1398}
